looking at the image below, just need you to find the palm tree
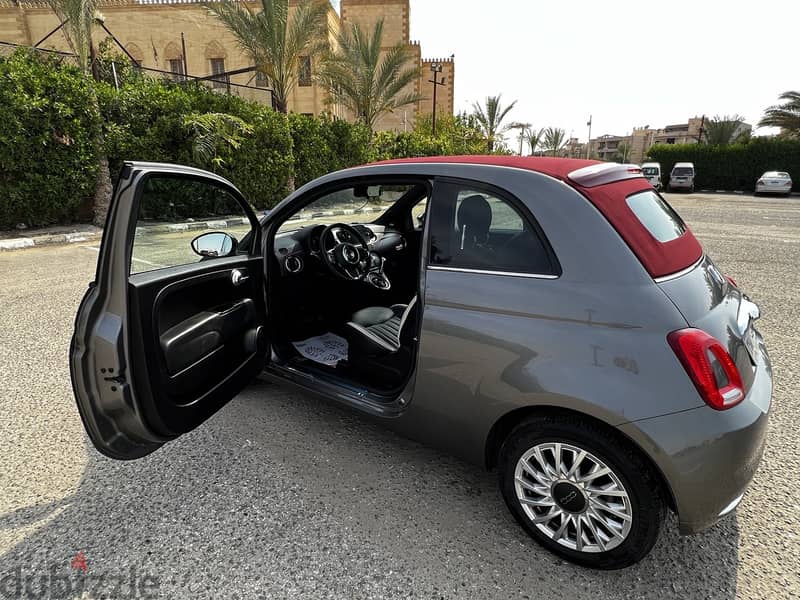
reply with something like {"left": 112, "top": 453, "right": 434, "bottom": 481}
{"left": 758, "top": 91, "right": 800, "bottom": 137}
{"left": 615, "top": 140, "right": 633, "bottom": 162}
{"left": 508, "top": 122, "right": 530, "bottom": 155}
{"left": 46, "top": 0, "right": 112, "bottom": 226}
{"left": 542, "top": 127, "right": 567, "bottom": 157}
{"left": 208, "top": 0, "right": 330, "bottom": 113}
{"left": 525, "top": 127, "right": 543, "bottom": 156}
{"left": 184, "top": 113, "right": 254, "bottom": 171}
{"left": 472, "top": 95, "right": 517, "bottom": 152}
{"left": 318, "top": 20, "right": 421, "bottom": 133}
{"left": 703, "top": 114, "right": 748, "bottom": 145}
{"left": 46, "top": 0, "right": 100, "bottom": 75}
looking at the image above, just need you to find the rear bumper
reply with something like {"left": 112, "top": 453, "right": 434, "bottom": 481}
{"left": 755, "top": 184, "right": 792, "bottom": 194}
{"left": 618, "top": 340, "right": 772, "bottom": 534}
{"left": 669, "top": 180, "right": 693, "bottom": 189}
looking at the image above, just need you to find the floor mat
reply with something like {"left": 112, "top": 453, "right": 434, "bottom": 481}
{"left": 292, "top": 333, "right": 348, "bottom": 367}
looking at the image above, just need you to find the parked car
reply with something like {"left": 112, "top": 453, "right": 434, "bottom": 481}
{"left": 755, "top": 171, "right": 793, "bottom": 196}
{"left": 641, "top": 162, "right": 662, "bottom": 190}
{"left": 71, "top": 157, "right": 771, "bottom": 570}
{"left": 668, "top": 162, "right": 696, "bottom": 192}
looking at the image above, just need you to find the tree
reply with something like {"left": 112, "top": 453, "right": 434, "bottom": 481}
{"left": 472, "top": 95, "right": 517, "bottom": 152}
{"left": 184, "top": 112, "right": 254, "bottom": 171}
{"left": 46, "top": 0, "right": 100, "bottom": 75}
{"left": 46, "top": 0, "right": 112, "bottom": 226}
{"left": 615, "top": 140, "right": 632, "bottom": 162}
{"left": 525, "top": 127, "right": 543, "bottom": 156}
{"left": 758, "top": 91, "right": 800, "bottom": 137}
{"left": 414, "top": 112, "right": 486, "bottom": 155}
{"left": 703, "top": 114, "right": 749, "bottom": 146}
{"left": 208, "top": 0, "right": 330, "bottom": 113}
{"left": 318, "top": 20, "right": 421, "bottom": 133}
{"left": 508, "top": 122, "right": 531, "bottom": 155}
{"left": 542, "top": 127, "right": 567, "bottom": 157}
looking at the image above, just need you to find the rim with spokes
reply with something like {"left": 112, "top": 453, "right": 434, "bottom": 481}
{"left": 514, "top": 442, "right": 633, "bottom": 553}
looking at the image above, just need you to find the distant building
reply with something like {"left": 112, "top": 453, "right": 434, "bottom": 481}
{"left": 0, "top": 0, "right": 455, "bottom": 132}
{"left": 588, "top": 117, "right": 753, "bottom": 164}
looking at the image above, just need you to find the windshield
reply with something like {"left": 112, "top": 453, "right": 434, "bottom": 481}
{"left": 277, "top": 184, "right": 417, "bottom": 233}
{"left": 642, "top": 167, "right": 659, "bottom": 176}
{"left": 672, "top": 167, "right": 694, "bottom": 176}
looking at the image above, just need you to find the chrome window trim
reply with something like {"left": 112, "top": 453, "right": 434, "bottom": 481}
{"left": 653, "top": 255, "right": 705, "bottom": 283}
{"left": 427, "top": 265, "right": 558, "bottom": 280}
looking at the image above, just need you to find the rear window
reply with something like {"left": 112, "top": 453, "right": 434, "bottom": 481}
{"left": 764, "top": 172, "right": 789, "bottom": 178}
{"left": 672, "top": 167, "right": 694, "bottom": 176}
{"left": 626, "top": 190, "right": 686, "bottom": 242}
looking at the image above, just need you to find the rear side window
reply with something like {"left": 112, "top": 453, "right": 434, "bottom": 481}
{"left": 428, "top": 181, "right": 558, "bottom": 276}
{"left": 626, "top": 190, "right": 686, "bottom": 242}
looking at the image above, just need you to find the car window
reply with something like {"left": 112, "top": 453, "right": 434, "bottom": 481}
{"left": 672, "top": 167, "right": 694, "bottom": 176}
{"left": 131, "top": 175, "right": 252, "bottom": 274}
{"left": 642, "top": 167, "right": 659, "bottom": 176}
{"left": 626, "top": 189, "right": 686, "bottom": 242}
{"left": 428, "top": 181, "right": 557, "bottom": 275}
{"left": 278, "top": 184, "right": 415, "bottom": 233}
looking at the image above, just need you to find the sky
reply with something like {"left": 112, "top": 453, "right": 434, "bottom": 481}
{"left": 404, "top": 0, "right": 799, "bottom": 144}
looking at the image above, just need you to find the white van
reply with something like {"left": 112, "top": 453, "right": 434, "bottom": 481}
{"left": 668, "top": 162, "right": 696, "bottom": 193}
{"left": 641, "top": 162, "right": 662, "bottom": 191}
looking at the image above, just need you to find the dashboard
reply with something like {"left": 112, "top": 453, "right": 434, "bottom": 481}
{"left": 274, "top": 223, "right": 407, "bottom": 276}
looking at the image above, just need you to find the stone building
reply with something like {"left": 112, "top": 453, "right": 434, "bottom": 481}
{"left": 0, "top": 0, "right": 455, "bottom": 131}
{"left": 588, "top": 117, "right": 752, "bottom": 164}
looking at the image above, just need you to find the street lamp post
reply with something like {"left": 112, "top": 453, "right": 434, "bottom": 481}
{"left": 429, "top": 63, "right": 446, "bottom": 136}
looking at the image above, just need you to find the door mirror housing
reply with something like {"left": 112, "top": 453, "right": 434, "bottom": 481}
{"left": 191, "top": 231, "right": 238, "bottom": 258}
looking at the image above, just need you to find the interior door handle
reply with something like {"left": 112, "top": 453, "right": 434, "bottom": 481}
{"left": 231, "top": 269, "right": 249, "bottom": 286}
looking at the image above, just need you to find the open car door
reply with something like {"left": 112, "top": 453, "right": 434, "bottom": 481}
{"left": 70, "top": 162, "right": 269, "bottom": 459}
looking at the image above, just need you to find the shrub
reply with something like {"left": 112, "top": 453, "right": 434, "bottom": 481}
{"left": 290, "top": 113, "right": 371, "bottom": 187}
{"left": 98, "top": 78, "right": 293, "bottom": 210}
{"left": 0, "top": 50, "right": 102, "bottom": 228}
{"left": 647, "top": 138, "right": 800, "bottom": 191}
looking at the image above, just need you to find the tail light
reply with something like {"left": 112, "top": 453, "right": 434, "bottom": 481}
{"left": 667, "top": 328, "right": 744, "bottom": 410}
{"left": 756, "top": 180, "right": 764, "bottom": 185}
{"left": 785, "top": 181, "right": 793, "bottom": 187}
{"left": 725, "top": 275, "right": 737, "bottom": 287}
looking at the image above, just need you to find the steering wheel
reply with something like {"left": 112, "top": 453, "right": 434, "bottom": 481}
{"left": 319, "top": 223, "right": 370, "bottom": 281}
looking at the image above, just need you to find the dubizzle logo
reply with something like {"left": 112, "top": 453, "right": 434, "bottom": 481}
{"left": 0, "top": 550, "right": 160, "bottom": 599}
{"left": 70, "top": 551, "right": 88, "bottom": 574}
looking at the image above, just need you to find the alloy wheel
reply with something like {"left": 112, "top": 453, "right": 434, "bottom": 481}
{"left": 513, "top": 442, "right": 633, "bottom": 553}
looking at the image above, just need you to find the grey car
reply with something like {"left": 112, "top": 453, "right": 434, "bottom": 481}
{"left": 71, "top": 156, "right": 771, "bottom": 570}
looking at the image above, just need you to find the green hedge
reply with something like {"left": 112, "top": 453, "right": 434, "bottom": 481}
{"left": 289, "top": 113, "right": 371, "bottom": 187}
{"left": 0, "top": 51, "right": 102, "bottom": 228}
{"left": 99, "top": 78, "right": 293, "bottom": 211}
{"left": 647, "top": 139, "right": 800, "bottom": 192}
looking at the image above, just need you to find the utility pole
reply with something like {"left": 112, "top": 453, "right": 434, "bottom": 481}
{"left": 428, "top": 63, "right": 446, "bottom": 136}
{"left": 696, "top": 114, "right": 706, "bottom": 143}
{"left": 586, "top": 115, "right": 593, "bottom": 159}
{"left": 181, "top": 32, "right": 188, "bottom": 78}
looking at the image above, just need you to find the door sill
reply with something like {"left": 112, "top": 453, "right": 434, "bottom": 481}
{"left": 262, "top": 360, "right": 410, "bottom": 418}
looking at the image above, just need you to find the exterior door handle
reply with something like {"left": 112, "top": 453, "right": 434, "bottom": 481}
{"left": 231, "top": 269, "right": 249, "bottom": 286}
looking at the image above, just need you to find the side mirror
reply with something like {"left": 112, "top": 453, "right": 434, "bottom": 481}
{"left": 191, "top": 231, "right": 238, "bottom": 258}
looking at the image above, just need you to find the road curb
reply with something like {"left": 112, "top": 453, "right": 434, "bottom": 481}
{"left": 0, "top": 230, "right": 104, "bottom": 252}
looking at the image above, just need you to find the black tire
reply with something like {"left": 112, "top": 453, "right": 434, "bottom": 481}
{"left": 498, "top": 416, "right": 666, "bottom": 569}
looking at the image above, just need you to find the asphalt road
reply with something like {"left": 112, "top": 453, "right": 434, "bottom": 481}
{"left": 0, "top": 192, "right": 798, "bottom": 599}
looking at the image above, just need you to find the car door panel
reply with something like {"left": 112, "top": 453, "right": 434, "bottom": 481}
{"left": 70, "top": 163, "right": 268, "bottom": 459}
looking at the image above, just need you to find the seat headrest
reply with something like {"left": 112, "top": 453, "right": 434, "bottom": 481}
{"left": 456, "top": 194, "right": 492, "bottom": 249}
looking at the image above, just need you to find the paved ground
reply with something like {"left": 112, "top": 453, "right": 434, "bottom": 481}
{"left": 0, "top": 192, "right": 798, "bottom": 599}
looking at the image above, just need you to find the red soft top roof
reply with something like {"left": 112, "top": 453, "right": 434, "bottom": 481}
{"left": 375, "top": 155, "right": 600, "bottom": 181}
{"left": 374, "top": 155, "right": 702, "bottom": 278}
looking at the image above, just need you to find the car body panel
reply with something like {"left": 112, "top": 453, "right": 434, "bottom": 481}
{"left": 70, "top": 162, "right": 269, "bottom": 459}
